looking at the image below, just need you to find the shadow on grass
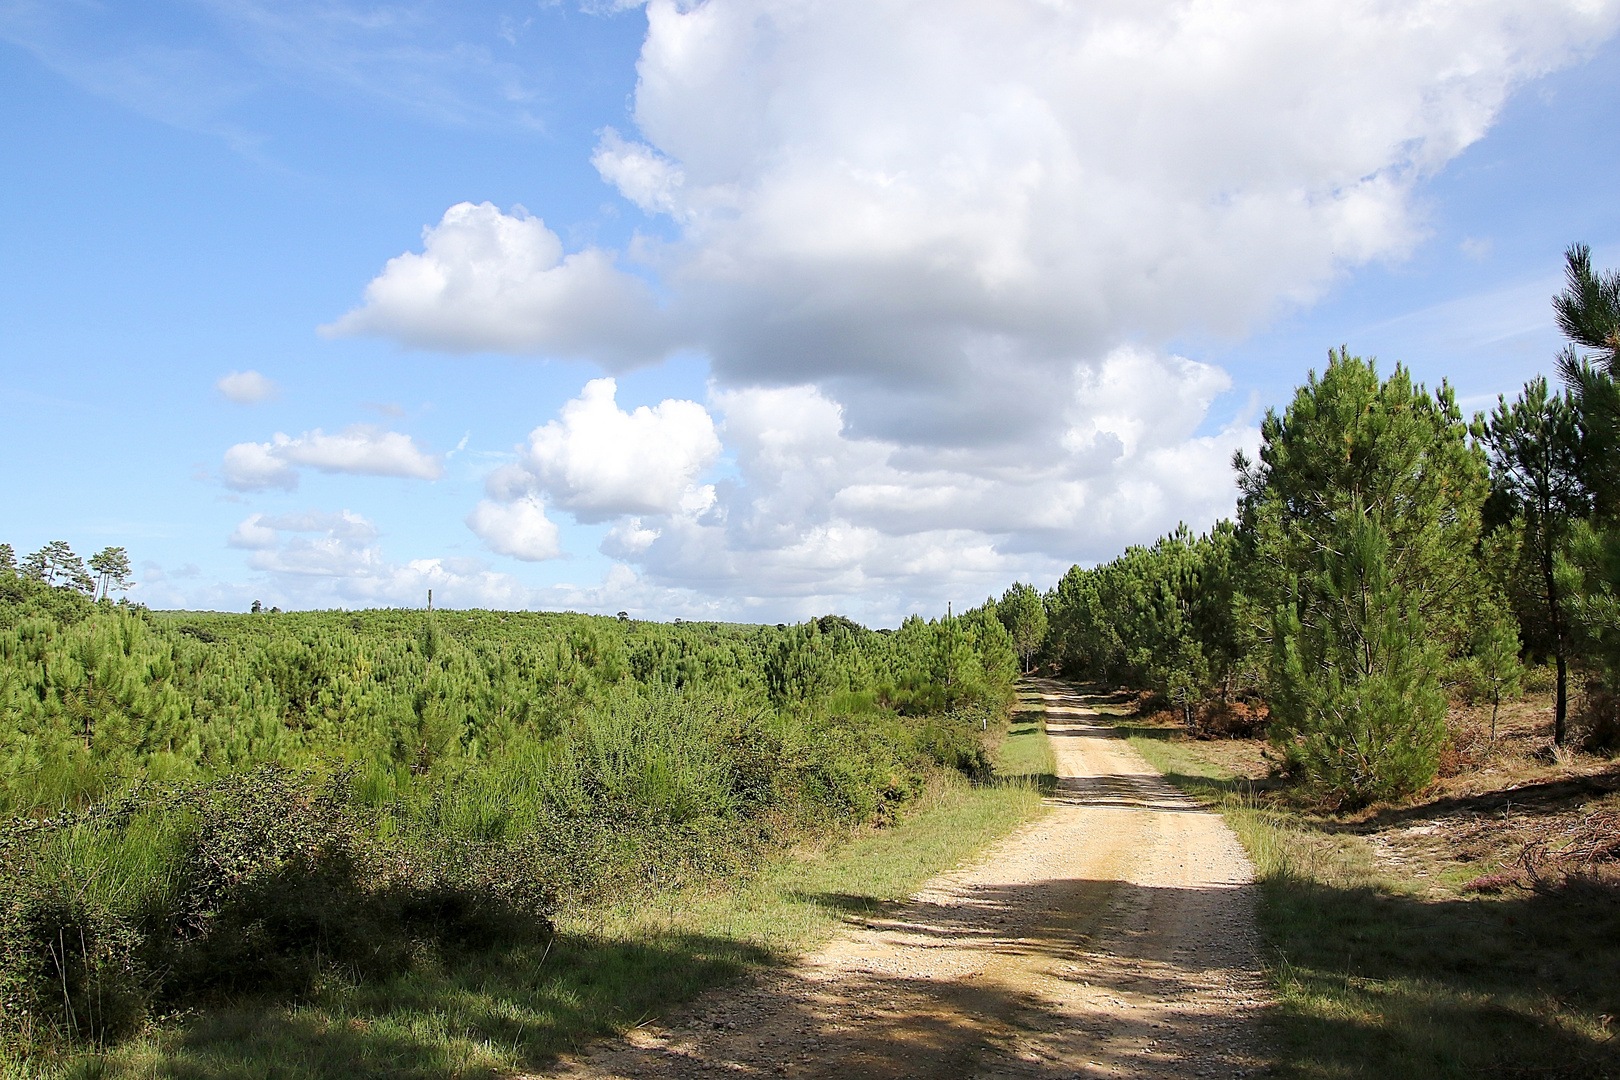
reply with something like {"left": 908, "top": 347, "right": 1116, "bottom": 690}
{"left": 1262, "top": 872, "right": 1620, "bottom": 1079}
{"left": 556, "top": 878, "right": 1273, "bottom": 1079}
{"left": 57, "top": 872, "right": 1620, "bottom": 1080}
{"left": 1335, "top": 768, "right": 1620, "bottom": 833}
{"left": 1155, "top": 769, "right": 1273, "bottom": 799}
{"left": 1149, "top": 748, "right": 1618, "bottom": 840}
{"left": 1057, "top": 683, "right": 1139, "bottom": 708}
{"left": 786, "top": 890, "right": 892, "bottom": 917}
{"left": 977, "top": 697, "right": 1057, "bottom": 795}
{"left": 117, "top": 931, "right": 777, "bottom": 1080}
{"left": 555, "top": 877, "right": 1619, "bottom": 1079}
{"left": 1108, "top": 722, "right": 1185, "bottom": 742}
{"left": 1039, "top": 675, "right": 1620, "bottom": 1077}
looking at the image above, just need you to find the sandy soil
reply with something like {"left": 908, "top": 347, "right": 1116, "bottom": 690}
{"left": 540, "top": 681, "right": 1271, "bottom": 1079}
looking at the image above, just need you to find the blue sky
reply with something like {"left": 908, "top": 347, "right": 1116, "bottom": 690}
{"left": 2, "top": 0, "right": 1617, "bottom": 624}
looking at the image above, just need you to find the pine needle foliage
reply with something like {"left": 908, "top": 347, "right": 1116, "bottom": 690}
{"left": 0, "top": 594, "right": 1017, "bottom": 1057}
{"left": 1237, "top": 351, "right": 1489, "bottom": 802}
{"left": 1267, "top": 500, "right": 1449, "bottom": 803}
{"left": 1043, "top": 521, "right": 1248, "bottom": 708}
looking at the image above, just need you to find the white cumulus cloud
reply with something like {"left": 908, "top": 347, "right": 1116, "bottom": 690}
{"left": 326, "top": 0, "right": 1619, "bottom": 618}
{"left": 591, "top": 128, "right": 687, "bottom": 218}
{"left": 465, "top": 497, "right": 563, "bottom": 561}
{"left": 603, "top": 517, "right": 661, "bottom": 557}
{"left": 594, "top": 362, "right": 1252, "bottom": 620}
{"left": 338, "top": 0, "right": 1620, "bottom": 423}
{"left": 220, "top": 507, "right": 539, "bottom": 609}
{"left": 222, "top": 441, "right": 298, "bottom": 492}
{"left": 322, "top": 201, "right": 677, "bottom": 364}
{"left": 592, "top": 0, "right": 1616, "bottom": 442}
{"left": 228, "top": 509, "right": 385, "bottom": 576}
{"left": 227, "top": 514, "right": 280, "bottom": 549}
{"left": 221, "top": 425, "right": 443, "bottom": 491}
{"left": 489, "top": 378, "right": 721, "bottom": 524}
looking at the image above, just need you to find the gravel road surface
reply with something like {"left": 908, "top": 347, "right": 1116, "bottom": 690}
{"left": 540, "top": 680, "right": 1270, "bottom": 1079}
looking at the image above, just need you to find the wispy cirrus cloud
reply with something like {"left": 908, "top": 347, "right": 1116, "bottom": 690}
{"left": 216, "top": 369, "right": 280, "bottom": 404}
{"left": 0, "top": 0, "right": 556, "bottom": 155}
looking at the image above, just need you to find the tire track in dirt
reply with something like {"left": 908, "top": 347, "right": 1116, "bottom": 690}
{"left": 539, "top": 680, "right": 1271, "bottom": 1079}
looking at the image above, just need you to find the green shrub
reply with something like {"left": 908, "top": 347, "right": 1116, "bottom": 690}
{"left": 0, "top": 766, "right": 557, "bottom": 1051}
{"left": 5, "top": 875, "right": 148, "bottom": 1043}
{"left": 0, "top": 600, "right": 1011, "bottom": 1057}
{"left": 1522, "top": 663, "right": 1559, "bottom": 694}
{"left": 1268, "top": 505, "right": 1448, "bottom": 805}
{"left": 913, "top": 708, "right": 994, "bottom": 777}
{"left": 1576, "top": 682, "right": 1620, "bottom": 751}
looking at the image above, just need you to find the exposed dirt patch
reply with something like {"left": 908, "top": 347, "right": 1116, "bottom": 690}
{"left": 1328, "top": 706, "right": 1620, "bottom": 898}
{"left": 533, "top": 681, "right": 1271, "bottom": 1080}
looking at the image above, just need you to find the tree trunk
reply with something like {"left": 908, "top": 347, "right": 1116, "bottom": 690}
{"left": 1541, "top": 527, "right": 1569, "bottom": 746}
{"left": 1555, "top": 652, "right": 1568, "bottom": 746}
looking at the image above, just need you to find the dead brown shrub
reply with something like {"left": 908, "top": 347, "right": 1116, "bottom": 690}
{"left": 1518, "top": 808, "right": 1620, "bottom": 895}
{"left": 1576, "top": 683, "right": 1620, "bottom": 753}
{"left": 1194, "top": 699, "right": 1269, "bottom": 738}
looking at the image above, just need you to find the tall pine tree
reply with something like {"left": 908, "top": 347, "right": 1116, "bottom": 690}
{"left": 1237, "top": 351, "right": 1489, "bottom": 801}
{"left": 1482, "top": 377, "right": 1587, "bottom": 743}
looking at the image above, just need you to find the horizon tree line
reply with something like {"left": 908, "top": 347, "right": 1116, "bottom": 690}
{"left": 1, "top": 540, "right": 133, "bottom": 601}
{"left": 7, "top": 244, "right": 1617, "bottom": 805}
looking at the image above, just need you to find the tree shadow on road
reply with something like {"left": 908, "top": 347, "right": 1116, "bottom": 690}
{"left": 60, "top": 870, "right": 1618, "bottom": 1080}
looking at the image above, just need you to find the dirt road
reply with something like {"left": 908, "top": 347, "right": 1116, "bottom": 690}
{"left": 546, "top": 681, "right": 1270, "bottom": 1079}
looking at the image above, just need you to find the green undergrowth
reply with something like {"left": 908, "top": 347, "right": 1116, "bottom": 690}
{"left": 0, "top": 595, "right": 1028, "bottom": 1073}
{"left": 1126, "top": 728, "right": 1620, "bottom": 1080}
{"left": 15, "top": 693, "right": 1053, "bottom": 1080}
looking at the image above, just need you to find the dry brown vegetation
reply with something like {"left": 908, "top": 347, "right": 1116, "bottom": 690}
{"left": 1120, "top": 682, "right": 1620, "bottom": 1079}
{"left": 1127, "top": 685, "right": 1620, "bottom": 898}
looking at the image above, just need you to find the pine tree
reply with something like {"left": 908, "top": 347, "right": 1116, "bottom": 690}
{"left": 1236, "top": 351, "right": 1489, "bottom": 643}
{"left": 1549, "top": 243, "right": 1620, "bottom": 698}
{"left": 1565, "top": 520, "right": 1620, "bottom": 696}
{"left": 1553, "top": 244, "right": 1620, "bottom": 514}
{"left": 87, "top": 546, "right": 134, "bottom": 601}
{"left": 996, "top": 582, "right": 1047, "bottom": 673}
{"left": 1482, "top": 376, "right": 1587, "bottom": 743}
{"left": 1463, "top": 612, "right": 1523, "bottom": 743}
{"left": 1269, "top": 500, "right": 1448, "bottom": 803}
{"left": 23, "top": 541, "right": 96, "bottom": 594}
{"left": 1238, "top": 352, "right": 1488, "bottom": 800}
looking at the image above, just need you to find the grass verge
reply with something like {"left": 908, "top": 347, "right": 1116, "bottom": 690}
{"left": 1124, "top": 727, "right": 1620, "bottom": 1080}
{"left": 26, "top": 695, "right": 1053, "bottom": 1080}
